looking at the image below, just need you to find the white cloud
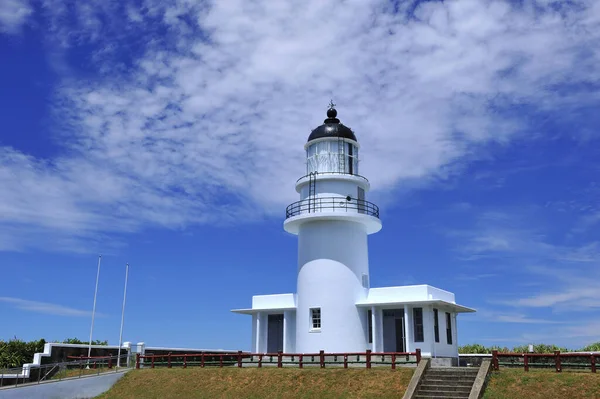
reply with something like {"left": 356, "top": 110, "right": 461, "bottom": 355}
{"left": 1, "top": 0, "right": 600, "bottom": 251}
{"left": 0, "top": 297, "right": 95, "bottom": 317}
{"left": 0, "top": 0, "right": 31, "bottom": 34}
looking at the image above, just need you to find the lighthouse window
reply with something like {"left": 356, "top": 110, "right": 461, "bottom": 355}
{"left": 367, "top": 309, "right": 373, "bottom": 344}
{"left": 413, "top": 308, "right": 424, "bottom": 342}
{"left": 310, "top": 308, "right": 321, "bottom": 330}
{"left": 446, "top": 312, "right": 453, "bottom": 345}
{"left": 433, "top": 309, "right": 440, "bottom": 343}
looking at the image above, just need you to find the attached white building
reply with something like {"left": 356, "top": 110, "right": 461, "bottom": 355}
{"left": 232, "top": 106, "right": 474, "bottom": 361}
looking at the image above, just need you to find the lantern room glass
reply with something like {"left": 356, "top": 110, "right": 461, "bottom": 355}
{"left": 306, "top": 140, "right": 359, "bottom": 175}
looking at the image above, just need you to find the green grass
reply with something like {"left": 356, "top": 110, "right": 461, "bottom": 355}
{"left": 484, "top": 369, "right": 600, "bottom": 399}
{"left": 96, "top": 367, "right": 414, "bottom": 399}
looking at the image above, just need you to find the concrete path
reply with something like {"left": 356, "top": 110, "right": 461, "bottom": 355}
{"left": 0, "top": 370, "right": 129, "bottom": 399}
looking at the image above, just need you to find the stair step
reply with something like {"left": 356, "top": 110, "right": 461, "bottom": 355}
{"left": 415, "top": 390, "right": 469, "bottom": 398}
{"left": 419, "top": 384, "right": 472, "bottom": 391}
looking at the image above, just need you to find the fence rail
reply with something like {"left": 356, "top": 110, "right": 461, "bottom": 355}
{"left": 136, "top": 349, "right": 421, "bottom": 370}
{"left": 492, "top": 350, "right": 597, "bottom": 373}
{"left": 0, "top": 354, "right": 130, "bottom": 390}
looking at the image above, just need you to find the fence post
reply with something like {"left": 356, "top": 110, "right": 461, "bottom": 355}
{"left": 366, "top": 350, "right": 372, "bottom": 369}
{"left": 416, "top": 349, "right": 421, "bottom": 364}
{"left": 278, "top": 351, "right": 283, "bottom": 368}
{"left": 258, "top": 354, "right": 263, "bottom": 368}
{"left": 136, "top": 353, "right": 140, "bottom": 369}
{"left": 591, "top": 355, "right": 596, "bottom": 373}
{"left": 108, "top": 357, "right": 113, "bottom": 369}
{"left": 168, "top": 353, "right": 172, "bottom": 368}
{"left": 151, "top": 356, "right": 155, "bottom": 369}
{"left": 238, "top": 351, "right": 243, "bottom": 368}
{"left": 320, "top": 350, "right": 325, "bottom": 368}
{"left": 220, "top": 355, "right": 223, "bottom": 368}
{"left": 524, "top": 354, "right": 529, "bottom": 372}
{"left": 184, "top": 355, "right": 187, "bottom": 369}
{"left": 299, "top": 354, "right": 303, "bottom": 369}
{"left": 392, "top": 354, "right": 396, "bottom": 370}
{"left": 554, "top": 351, "right": 561, "bottom": 373}
{"left": 201, "top": 354, "right": 205, "bottom": 368}
{"left": 492, "top": 350, "right": 499, "bottom": 371}
{"left": 344, "top": 354, "right": 348, "bottom": 369}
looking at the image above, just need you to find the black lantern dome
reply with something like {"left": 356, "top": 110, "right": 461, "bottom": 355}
{"left": 307, "top": 105, "right": 357, "bottom": 143}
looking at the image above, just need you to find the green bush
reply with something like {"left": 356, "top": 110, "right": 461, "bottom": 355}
{"left": 459, "top": 342, "right": 600, "bottom": 354}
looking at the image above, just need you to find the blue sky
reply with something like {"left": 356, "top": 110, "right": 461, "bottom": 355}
{"left": 1, "top": 0, "right": 599, "bottom": 351}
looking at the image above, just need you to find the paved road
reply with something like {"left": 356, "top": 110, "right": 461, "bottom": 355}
{"left": 0, "top": 370, "right": 128, "bottom": 399}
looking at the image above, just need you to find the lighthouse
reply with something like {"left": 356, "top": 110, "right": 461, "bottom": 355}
{"left": 233, "top": 104, "right": 475, "bottom": 362}
{"left": 283, "top": 102, "right": 381, "bottom": 352}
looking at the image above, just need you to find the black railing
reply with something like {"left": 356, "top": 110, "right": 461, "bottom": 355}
{"left": 286, "top": 196, "right": 380, "bottom": 219}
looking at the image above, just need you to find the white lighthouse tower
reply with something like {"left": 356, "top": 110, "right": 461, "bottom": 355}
{"left": 283, "top": 103, "right": 382, "bottom": 352}
{"left": 233, "top": 104, "right": 475, "bottom": 362}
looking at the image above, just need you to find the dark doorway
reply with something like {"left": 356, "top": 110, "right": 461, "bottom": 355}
{"left": 267, "top": 314, "right": 284, "bottom": 353}
{"left": 395, "top": 317, "right": 405, "bottom": 352}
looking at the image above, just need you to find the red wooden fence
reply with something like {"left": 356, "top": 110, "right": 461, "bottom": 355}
{"left": 492, "top": 350, "right": 597, "bottom": 373}
{"left": 135, "top": 349, "right": 421, "bottom": 370}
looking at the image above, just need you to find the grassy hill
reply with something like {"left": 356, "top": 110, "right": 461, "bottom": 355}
{"left": 484, "top": 369, "right": 600, "bottom": 399}
{"left": 96, "top": 368, "right": 414, "bottom": 399}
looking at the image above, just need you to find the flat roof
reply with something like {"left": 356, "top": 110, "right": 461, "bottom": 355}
{"left": 355, "top": 299, "right": 476, "bottom": 313}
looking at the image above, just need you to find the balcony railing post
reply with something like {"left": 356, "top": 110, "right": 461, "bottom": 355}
{"left": 555, "top": 351, "right": 561, "bottom": 372}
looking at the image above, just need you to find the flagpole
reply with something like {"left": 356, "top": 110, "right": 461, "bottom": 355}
{"left": 87, "top": 255, "right": 102, "bottom": 367}
{"left": 117, "top": 263, "right": 129, "bottom": 368}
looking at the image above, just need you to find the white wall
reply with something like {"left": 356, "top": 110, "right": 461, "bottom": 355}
{"left": 284, "top": 310, "right": 296, "bottom": 353}
{"left": 296, "top": 220, "right": 371, "bottom": 352}
{"left": 431, "top": 308, "right": 458, "bottom": 358}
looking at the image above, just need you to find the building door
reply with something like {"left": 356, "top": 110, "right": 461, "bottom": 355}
{"left": 394, "top": 317, "right": 405, "bottom": 352}
{"left": 267, "top": 314, "right": 284, "bottom": 353}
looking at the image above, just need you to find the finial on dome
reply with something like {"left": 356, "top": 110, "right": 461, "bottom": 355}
{"left": 327, "top": 100, "right": 337, "bottom": 118}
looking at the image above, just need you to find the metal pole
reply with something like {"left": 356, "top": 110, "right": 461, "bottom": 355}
{"left": 117, "top": 263, "right": 129, "bottom": 368}
{"left": 87, "top": 255, "right": 102, "bottom": 368}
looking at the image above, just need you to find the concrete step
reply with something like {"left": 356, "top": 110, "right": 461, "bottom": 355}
{"left": 424, "top": 373, "right": 477, "bottom": 380}
{"left": 419, "top": 384, "right": 472, "bottom": 392}
{"left": 415, "top": 390, "right": 469, "bottom": 398}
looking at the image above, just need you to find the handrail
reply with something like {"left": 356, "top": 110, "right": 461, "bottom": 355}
{"left": 286, "top": 196, "right": 379, "bottom": 219}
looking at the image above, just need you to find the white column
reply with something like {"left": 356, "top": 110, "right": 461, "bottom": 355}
{"left": 453, "top": 313, "right": 458, "bottom": 357}
{"left": 376, "top": 308, "right": 384, "bottom": 352}
{"left": 403, "top": 305, "right": 411, "bottom": 352}
{"left": 283, "top": 311, "right": 288, "bottom": 353}
{"left": 429, "top": 306, "right": 436, "bottom": 358}
{"left": 256, "top": 312, "right": 261, "bottom": 353}
{"left": 371, "top": 306, "right": 377, "bottom": 351}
